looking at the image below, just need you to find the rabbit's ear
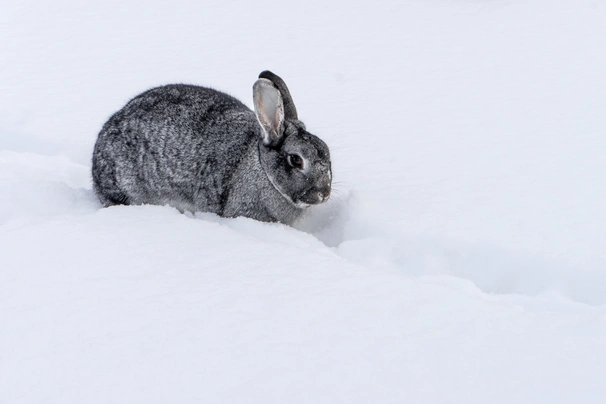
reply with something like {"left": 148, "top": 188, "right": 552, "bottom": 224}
{"left": 258, "top": 71, "right": 298, "bottom": 120}
{"left": 253, "top": 78, "right": 285, "bottom": 147}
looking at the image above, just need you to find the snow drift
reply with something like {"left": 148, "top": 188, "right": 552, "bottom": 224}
{"left": 2, "top": 0, "right": 606, "bottom": 403}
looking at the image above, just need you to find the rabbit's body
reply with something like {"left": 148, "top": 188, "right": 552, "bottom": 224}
{"left": 92, "top": 72, "right": 331, "bottom": 225}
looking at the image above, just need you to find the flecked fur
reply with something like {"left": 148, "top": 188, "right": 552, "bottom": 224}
{"left": 92, "top": 72, "right": 331, "bottom": 225}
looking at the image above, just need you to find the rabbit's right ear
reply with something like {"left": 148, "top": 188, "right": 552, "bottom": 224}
{"left": 253, "top": 78, "right": 285, "bottom": 147}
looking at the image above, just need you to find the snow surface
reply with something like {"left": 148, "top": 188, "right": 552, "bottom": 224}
{"left": 2, "top": 0, "right": 606, "bottom": 402}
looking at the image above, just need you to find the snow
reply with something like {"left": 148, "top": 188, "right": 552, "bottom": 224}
{"left": 2, "top": 0, "right": 606, "bottom": 402}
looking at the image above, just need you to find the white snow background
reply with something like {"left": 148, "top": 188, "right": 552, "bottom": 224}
{"left": 2, "top": 0, "right": 606, "bottom": 402}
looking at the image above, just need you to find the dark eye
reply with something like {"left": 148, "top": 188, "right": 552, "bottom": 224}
{"left": 287, "top": 154, "right": 304, "bottom": 169}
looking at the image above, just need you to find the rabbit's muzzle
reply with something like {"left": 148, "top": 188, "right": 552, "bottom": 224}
{"left": 314, "top": 185, "right": 332, "bottom": 204}
{"left": 316, "top": 165, "right": 332, "bottom": 203}
{"left": 318, "top": 179, "right": 332, "bottom": 203}
{"left": 299, "top": 172, "right": 331, "bottom": 205}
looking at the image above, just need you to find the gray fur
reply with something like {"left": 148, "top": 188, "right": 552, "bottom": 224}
{"left": 92, "top": 71, "right": 332, "bottom": 225}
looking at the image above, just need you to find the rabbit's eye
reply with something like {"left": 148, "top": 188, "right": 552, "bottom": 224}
{"left": 288, "top": 154, "right": 304, "bottom": 169}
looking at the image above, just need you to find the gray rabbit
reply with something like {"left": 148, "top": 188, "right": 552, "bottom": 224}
{"left": 92, "top": 71, "right": 332, "bottom": 225}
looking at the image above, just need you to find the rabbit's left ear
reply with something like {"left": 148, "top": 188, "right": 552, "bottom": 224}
{"left": 258, "top": 70, "right": 298, "bottom": 120}
{"left": 253, "top": 78, "right": 284, "bottom": 147}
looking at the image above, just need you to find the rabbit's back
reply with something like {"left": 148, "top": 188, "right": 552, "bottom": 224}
{"left": 92, "top": 84, "right": 260, "bottom": 213}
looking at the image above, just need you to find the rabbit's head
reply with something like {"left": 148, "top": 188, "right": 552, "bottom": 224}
{"left": 254, "top": 71, "right": 332, "bottom": 208}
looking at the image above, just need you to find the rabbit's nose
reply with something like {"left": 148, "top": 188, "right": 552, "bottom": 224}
{"left": 317, "top": 185, "right": 331, "bottom": 202}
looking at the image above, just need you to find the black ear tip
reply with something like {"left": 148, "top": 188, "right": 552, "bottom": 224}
{"left": 259, "top": 70, "right": 278, "bottom": 81}
{"left": 257, "top": 70, "right": 298, "bottom": 120}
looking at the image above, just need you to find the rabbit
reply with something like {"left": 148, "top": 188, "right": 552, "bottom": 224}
{"left": 92, "top": 71, "right": 332, "bottom": 225}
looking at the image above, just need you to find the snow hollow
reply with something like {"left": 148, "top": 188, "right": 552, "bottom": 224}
{"left": 2, "top": 1, "right": 606, "bottom": 403}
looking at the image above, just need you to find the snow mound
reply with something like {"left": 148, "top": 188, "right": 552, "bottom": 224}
{"left": 3, "top": 0, "right": 606, "bottom": 402}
